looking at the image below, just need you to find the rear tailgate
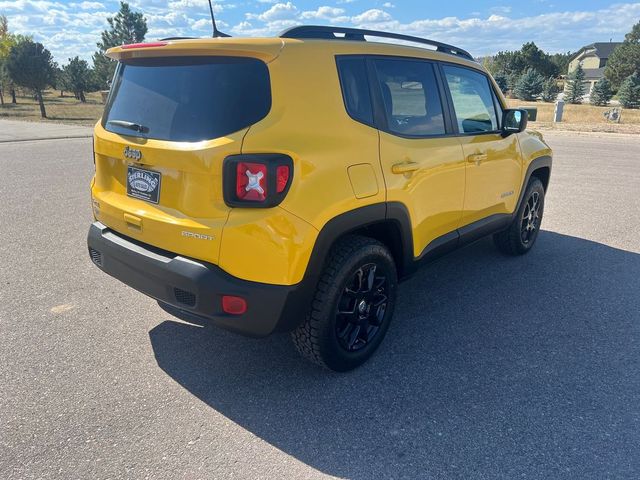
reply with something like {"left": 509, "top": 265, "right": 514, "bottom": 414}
{"left": 92, "top": 40, "right": 280, "bottom": 264}
{"left": 93, "top": 126, "right": 241, "bottom": 264}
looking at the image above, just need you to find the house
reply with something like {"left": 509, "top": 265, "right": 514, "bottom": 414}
{"left": 567, "top": 42, "right": 622, "bottom": 93}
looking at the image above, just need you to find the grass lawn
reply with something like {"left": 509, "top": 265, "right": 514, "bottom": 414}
{"left": 0, "top": 90, "right": 104, "bottom": 126}
{"left": 506, "top": 99, "right": 640, "bottom": 134}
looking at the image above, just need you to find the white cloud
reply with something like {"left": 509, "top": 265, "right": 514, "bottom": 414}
{"left": 247, "top": 1, "right": 298, "bottom": 22}
{"left": 351, "top": 9, "right": 392, "bottom": 24}
{"left": 69, "top": 1, "right": 104, "bottom": 9}
{"left": 300, "top": 6, "right": 346, "bottom": 20}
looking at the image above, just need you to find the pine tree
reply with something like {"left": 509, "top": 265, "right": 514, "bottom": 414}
{"left": 92, "top": 2, "right": 147, "bottom": 89}
{"left": 589, "top": 77, "right": 613, "bottom": 106}
{"left": 493, "top": 72, "right": 508, "bottom": 93}
{"left": 604, "top": 21, "right": 640, "bottom": 89}
{"left": 62, "top": 57, "right": 93, "bottom": 102}
{"left": 565, "top": 64, "right": 586, "bottom": 104}
{"left": 541, "top": 77, "right": 559, "bottom": 102}
{"left": 6, "top": 40, "right": 56, "bottom": 118}
{"left": 618, "top": 72, "right": 640, "bottom": 109}
{"left": 513, "top": 68, "right": 544, "bottom": 101}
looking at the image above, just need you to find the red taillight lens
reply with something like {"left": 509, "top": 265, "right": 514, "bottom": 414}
{"left": 121, "top": 41, "right": 168, "bottom": 49}
{"left": 236, "top": 162, "right": 268, "bottom": 202}
{"left": 222, "top": 295, "right": 247, "bottom": 315}
{"left": 223, "top": 154, "right": 293, "bottom": 208}
{"left": 276, "top": 165, "right": 290, "bottom": 193}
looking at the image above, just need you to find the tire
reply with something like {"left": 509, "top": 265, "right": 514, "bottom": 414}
{"left": 291, "top": 235, "right": 398, "bottom": 372}
{"left": 493, "top": 177, "right": 545, "bottom": 255}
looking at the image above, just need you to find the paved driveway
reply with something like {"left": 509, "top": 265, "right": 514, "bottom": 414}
{"left": 1, "top": 130, "right": 639, "bottom": 479}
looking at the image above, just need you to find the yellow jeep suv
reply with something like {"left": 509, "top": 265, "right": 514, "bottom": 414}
{"left": 87, "top": 26, "right": 552, "bottom": 371}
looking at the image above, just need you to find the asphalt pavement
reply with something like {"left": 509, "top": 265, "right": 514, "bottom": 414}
{"left": 1, "top": 128, "right": 639, "bottom": 479}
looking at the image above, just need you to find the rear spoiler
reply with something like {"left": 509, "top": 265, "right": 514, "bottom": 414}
{"left": 106, "top": 38, "right": 285, "bottom": 63}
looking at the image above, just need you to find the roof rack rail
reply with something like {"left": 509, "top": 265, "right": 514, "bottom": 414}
{"left": 279, "top": 26, "right": 474, "bottom": 61}
{"left": 159, "top": 36, "right": 197, "bottom": 41}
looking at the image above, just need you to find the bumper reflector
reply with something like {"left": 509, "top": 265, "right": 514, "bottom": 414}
{"left": 222, "top": 295, "right": 247, "bottom": 315}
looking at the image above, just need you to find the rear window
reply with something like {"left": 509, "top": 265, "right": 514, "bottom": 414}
{"left": 103, "top": 56, "right": 271, "bottom": 142}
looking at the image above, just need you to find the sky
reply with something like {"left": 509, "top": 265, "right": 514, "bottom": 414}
{"left": 1, "top": 0, "right": 639, "bottom": 65}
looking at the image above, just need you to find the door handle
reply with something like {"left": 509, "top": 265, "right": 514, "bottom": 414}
{"left": 467, "top": 153, "right": 487, "bottom": 165}
{"left": 391, "top": 161, "right": 420, "bottom": 174}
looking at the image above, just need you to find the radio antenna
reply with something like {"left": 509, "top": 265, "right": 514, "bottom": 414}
{"left": 208, "top": 0, "right": 230, "bottom": 37}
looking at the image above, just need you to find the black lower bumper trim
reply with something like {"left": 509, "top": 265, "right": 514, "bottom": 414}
{"left": 87, "top": 222, "right": 307, "bottom": 337}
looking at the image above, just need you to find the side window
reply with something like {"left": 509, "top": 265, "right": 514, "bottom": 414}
{"left": 337, "top": 57, "right": 374, "bottom": 125}
{"left": 443, "top": 65, "right": 499, "bottom": 134}
{"left": 373, "top": 58, "right": 445, "bottom": 137}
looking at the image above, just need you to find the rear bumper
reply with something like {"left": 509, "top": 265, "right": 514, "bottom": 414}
{"left": 87, "top": 222, "right": 307, "bottom": 337}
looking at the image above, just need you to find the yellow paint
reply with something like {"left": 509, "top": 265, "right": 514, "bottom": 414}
{"left": 347, "top": 164, "right": 379, "bottom": 199}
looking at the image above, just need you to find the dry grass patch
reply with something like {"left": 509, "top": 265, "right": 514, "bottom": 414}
{"left": 0, "top": 90, "right": 104, "bottom": 126}
{"left": 506, "top": 99, "right": 640, "bottom": 134}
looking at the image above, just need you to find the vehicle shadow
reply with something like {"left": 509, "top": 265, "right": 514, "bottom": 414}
{"left": 148, "top": 231, "right": 640, "bottom": 479}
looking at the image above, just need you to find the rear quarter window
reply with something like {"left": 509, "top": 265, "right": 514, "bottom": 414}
{"left": 103, "top": 56, "right": 271, "bottom": 142}
{"left": 336, "top": 57, "right": 374, "bottom": 126}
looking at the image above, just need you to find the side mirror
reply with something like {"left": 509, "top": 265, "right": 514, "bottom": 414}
{"left": 502, "top": 109, "right": 528, "bottom": 135}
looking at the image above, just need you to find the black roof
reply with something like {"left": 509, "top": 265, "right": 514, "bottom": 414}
{"left": 573, "top": 42, "right": 623, "bottom": 60}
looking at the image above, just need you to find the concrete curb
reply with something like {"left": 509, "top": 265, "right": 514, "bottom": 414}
{"left": 0, "top": 135, "right": 93, "bottom": 144}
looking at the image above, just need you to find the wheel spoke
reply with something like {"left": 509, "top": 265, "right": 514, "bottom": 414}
{"left": 372, "top": 294, "right": 387, "bottom": 307}
{"left": 370, "top": 304, "right": 386, "bottom": 326}
{"left": 374, "top": 276, "right": 386, "bottom": 290}
{"left": 365, "top": 265, "right": 376, "bottom": 292}
{"left": 347, "top": 325, "right": 361, "bottom": 349}
{"left": 337, "top": 321, "right": 354, "bottom": 340}
{"left": 337, "top": 295, "right": 356, "bottom": 315}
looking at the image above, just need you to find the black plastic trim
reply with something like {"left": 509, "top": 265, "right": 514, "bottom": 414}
{"left": 516, "top": 155, "right": 552, "bottom": 208}
{"left": 280, "top": 26, "right": 474, "bottom": 61}
{"left": 223, "top": 153, "right": 293, "bottom": 208}
{"left": 87, "top": 222, "right": 300, "bottom": 337}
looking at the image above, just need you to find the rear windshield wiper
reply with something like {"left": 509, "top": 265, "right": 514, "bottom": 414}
{"left": 107, "top": 119, "right": 148, "bottom": 133}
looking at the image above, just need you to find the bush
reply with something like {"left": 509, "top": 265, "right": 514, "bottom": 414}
{"left": 589, "top": 77, "right": 613, "bottom": 106}
{"left": 618, "top": 72, "right": 640, "bottom": 109}
{"left": 541, "top": 77, "right": 559, "bottom": 102}
{"left": 513, "top": 68, "right": 544, "bottom": 101}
